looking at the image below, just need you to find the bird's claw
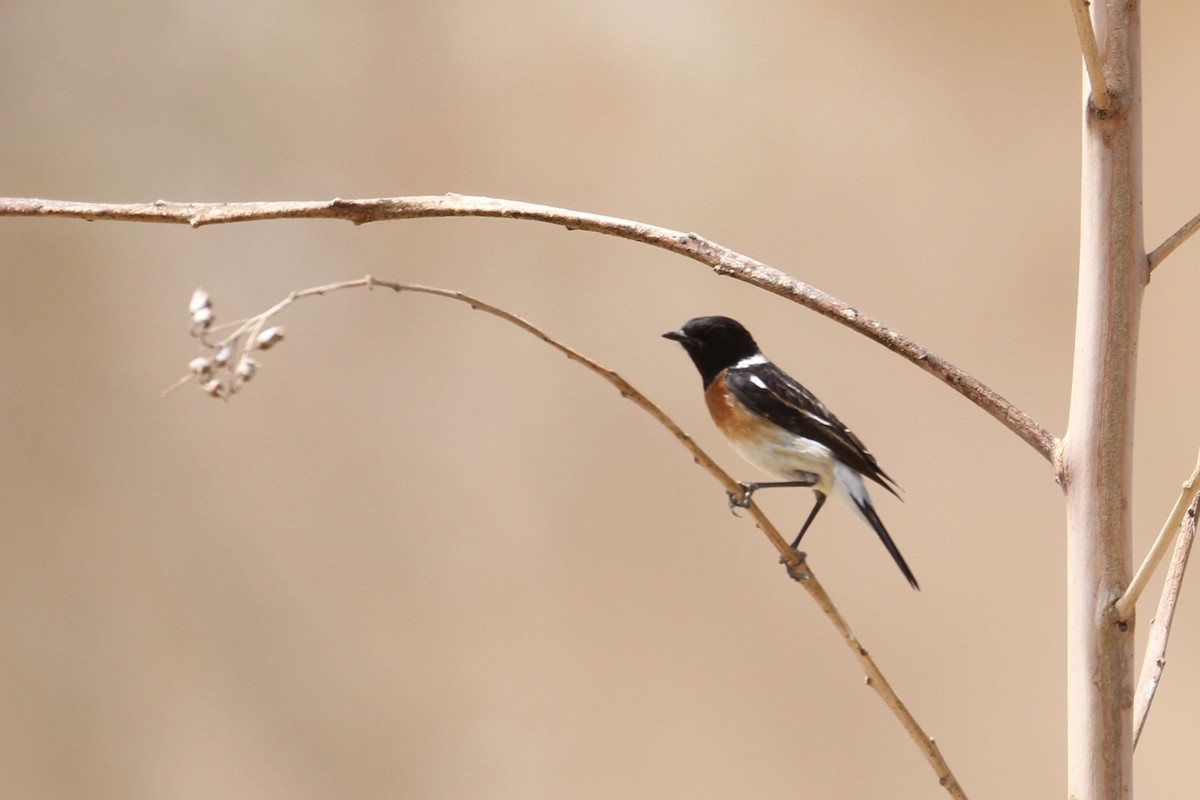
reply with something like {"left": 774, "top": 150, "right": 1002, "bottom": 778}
{"left": 781, "top": 550, "right": 810, "bottom": 582}
{"left": 726, "top": 482, "right": 755, "bottom": 516}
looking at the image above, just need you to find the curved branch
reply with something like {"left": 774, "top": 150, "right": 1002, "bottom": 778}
{"left": 174, "top": 276, "right": 968, "bottom": 799}
{"left": 1, "top": 194, "right": 1057, "bottom": 462}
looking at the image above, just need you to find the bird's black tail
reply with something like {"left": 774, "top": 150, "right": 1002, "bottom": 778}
{"left": 853, "top": 496, "right": 919, "bottom": 590}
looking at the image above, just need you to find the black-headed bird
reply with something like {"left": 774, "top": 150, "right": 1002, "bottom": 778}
{"left": 664, "top": 315, "right": 918, "bottom": 589}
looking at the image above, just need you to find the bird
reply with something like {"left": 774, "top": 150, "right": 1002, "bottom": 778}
{"left": 663, "top": 315, "right": 918, "bottom": 589}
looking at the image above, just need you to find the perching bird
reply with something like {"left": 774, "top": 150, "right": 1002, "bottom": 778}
{"left": 663, "top": 315, "right": 918, "bottom": 589}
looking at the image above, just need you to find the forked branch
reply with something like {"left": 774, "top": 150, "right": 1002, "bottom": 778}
{"left": 1069, "top": 0, "right": 1112, "bottom": 112}
{"left": 1148, "top": 210, "right": 1200, "bottom": 272}
{"left": 1132, "top": 493, "right": 1198, "bottom": 749}
{"left": 0, "top": 194, "right": 1056, "bottom": 463}
{"left": 171, "top": 276, "right": 969, "bottom": 799}
{"left": 1114, "top": 450, "right": 1200, "bottom": 622}
{"left": 1117, "top": 451, "right": 1200, "bottom": 747}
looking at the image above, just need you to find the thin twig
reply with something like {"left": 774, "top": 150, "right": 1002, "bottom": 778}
{"left": 0, "top": 194, "right": 1057, "bottom": 463}
{"left": 1148, "top": 210, "right": 1200, "bottom": 272}
{"left": 1114, "top": 450, "right": 1200, "bottom": 622}
{"left": 1132, "top": 493, "right": 1198, "bottom": 749}
{"left": 176, "top": 276, "right": 969, "bottom": 799}
{"left": 1069, "top": 0, "right": 1112, "bottom": 111}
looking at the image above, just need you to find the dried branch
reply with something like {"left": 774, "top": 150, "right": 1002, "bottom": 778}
{"left": 172, "top": 275, "right": 969, "bottom": 799}
{"left": 1148, "top": 209, "right": 1200, "bottom": 272}
{"left": 1061, "top": 2, "right": 1143, "bottom": 794}
{"left": 1132, "top": 493, "right": 1198, "bottom": 749}
{"left": 1114, "top": 450, "right": 1200, "bottom": 622}
{"left": 0, "top": 194, "right": 1057, "bottom": 463}
{"left": 1069, "top": 0, "right": 1112, "bottom": 112}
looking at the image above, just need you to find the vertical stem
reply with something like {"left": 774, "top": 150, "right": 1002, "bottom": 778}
{"left": 1060, "top": 1, "right": 1144, "bottom": 798}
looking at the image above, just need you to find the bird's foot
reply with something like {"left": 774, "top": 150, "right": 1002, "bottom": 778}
{"left": 781, "top": 550, "right": 810, "bottom": 582}
{"left": 726, "top": 482, "right": 756, "bottom": 516}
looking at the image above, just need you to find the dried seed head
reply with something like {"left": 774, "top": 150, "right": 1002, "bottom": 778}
{"left": 212, "top": 344, "right": 232, "bottom": 367}
{"left": 191, "top": 307, "right": 215, "bottom": 329}
{"left": 188, "top": 356, "right": 212, "bottom": 378}
{"left": 202, "top": 378, "right": 225, "bottom": 398}
{"left": 189, "top": 289, "right": 211, "bottom": 314}
{"left": 235, "top": 356, "right": 258, "bottom": 380}
{"left": 254, "top": 326, "right": 285, "bottom": 350}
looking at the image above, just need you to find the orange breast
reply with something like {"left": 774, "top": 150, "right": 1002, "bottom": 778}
{"left": 704, "top": 374, "right": 761, "bottom": 443}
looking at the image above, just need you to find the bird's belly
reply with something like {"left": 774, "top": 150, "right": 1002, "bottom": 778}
{"left": 728, "top": 426, "right": 835, "bottom": 487}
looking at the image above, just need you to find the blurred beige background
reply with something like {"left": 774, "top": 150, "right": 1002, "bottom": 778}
{"left": 3, "top": 2, "right": 1199, "bottom": 798}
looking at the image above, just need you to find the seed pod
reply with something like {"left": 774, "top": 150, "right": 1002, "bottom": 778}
{"left": 191, "top": 307, "right": 215, "bottom": 329}
{"left": 189, "top": 356, "right": 212, "bottom": 378}
{"left": 235, "top": 356, "right": 258, "bottom": 380}
{"left": 254, "top": 326, "right": 285, "bottom": 350}
{"left": 188, "top": 288, "right": 211, "bottom": 314}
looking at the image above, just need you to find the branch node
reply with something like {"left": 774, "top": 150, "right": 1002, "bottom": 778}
{"left": 1070, "top": 0, "right": 1112, "bottom": 111}
{"left": 1148, "top": 209, "right": 1200, "bottom": 272}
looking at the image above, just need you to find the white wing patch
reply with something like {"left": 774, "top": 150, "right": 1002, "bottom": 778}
{"left": 803, "top": 407, "right": 836, "bottom": 428}
{"left": 741, "top": 367, "right": 836, "bottom": 429}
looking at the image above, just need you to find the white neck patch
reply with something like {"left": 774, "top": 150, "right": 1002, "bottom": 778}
{"left": 734, "top": 353, "right": 768, "bottom": 369}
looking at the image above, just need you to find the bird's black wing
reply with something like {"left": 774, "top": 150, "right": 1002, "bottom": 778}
{"left": 724, "top": 364, "right": 900, "bottom": 497}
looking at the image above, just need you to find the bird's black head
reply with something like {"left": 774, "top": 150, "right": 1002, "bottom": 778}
{"left": 662, "top": 316, "right": 761, "bottom": 387}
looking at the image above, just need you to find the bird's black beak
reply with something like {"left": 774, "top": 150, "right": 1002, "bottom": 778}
{"left": 662, "top": 330, "right": 690, "bottom": 343}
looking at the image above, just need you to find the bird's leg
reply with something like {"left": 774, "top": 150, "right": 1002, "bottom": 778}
{"left": 789, "top": 491, "right": 827, "bottom": 550}
{"left": 726, "top": 473, "right": 819, "bottom": 515}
